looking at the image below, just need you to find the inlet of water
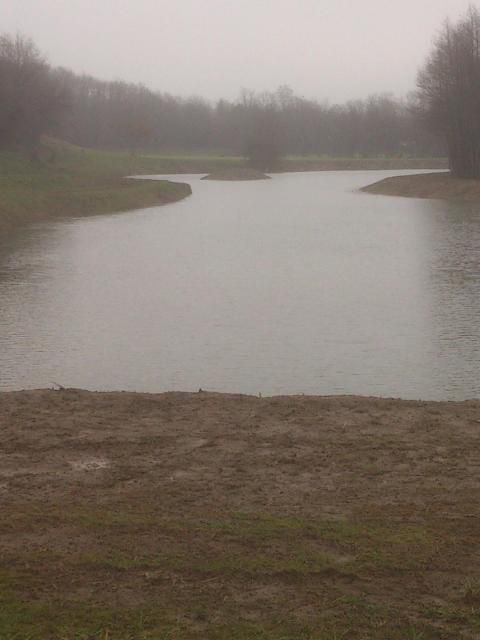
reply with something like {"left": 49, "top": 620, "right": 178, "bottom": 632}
{"left": 1, "top": 170, "right": 478, "bottom": 400}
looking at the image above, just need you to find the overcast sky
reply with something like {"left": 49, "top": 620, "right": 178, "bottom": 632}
{"left": 2, "top": 0, "right": 474, "bottom": 103}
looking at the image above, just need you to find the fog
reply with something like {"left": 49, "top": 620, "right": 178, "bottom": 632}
{"left": 2, "top": 0, "right": 473, "bottom": 101}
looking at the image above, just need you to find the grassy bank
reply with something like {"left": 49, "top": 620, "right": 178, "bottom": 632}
{"left": 1, "top": 389, "right": 479, "bottom": 639}
{"left": 360, "top": 171, "right": 480, "bottom": 201}
{"left": 0, "top": 142, "right": 196, "bottom": 234}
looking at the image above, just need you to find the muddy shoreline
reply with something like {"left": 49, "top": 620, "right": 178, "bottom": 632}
{"left": 2, "top": 389, "right": 480, "bottom": 638}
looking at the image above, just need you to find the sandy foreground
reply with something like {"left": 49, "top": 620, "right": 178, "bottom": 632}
{"left": 1, "top": 389, "right": 480, "bottom": 639}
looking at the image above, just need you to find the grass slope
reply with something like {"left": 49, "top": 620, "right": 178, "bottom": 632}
{"left": 0, "top": 142, "right": 195, "bottom": 234}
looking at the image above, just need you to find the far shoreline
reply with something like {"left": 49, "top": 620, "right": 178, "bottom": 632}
{"left": 0, "top": 142, "right": 449, "bottom": 237}
{"left": 201, "top": 168, "right": 271, "bottom": 181}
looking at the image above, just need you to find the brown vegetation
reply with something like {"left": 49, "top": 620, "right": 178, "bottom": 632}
{"left": 1, "top": 389, "right": 480, "bottom": 638}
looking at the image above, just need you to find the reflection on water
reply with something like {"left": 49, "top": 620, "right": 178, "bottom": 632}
{"left": 0, "top": 170, "right": 479, "bottom": 400}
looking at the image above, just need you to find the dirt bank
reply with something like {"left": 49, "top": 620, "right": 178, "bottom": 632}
{"left": 1, "top": 389, "right": 480, "bottom": 639}
{"left": 361, "top": 171, "right": 480, "bottom": 201}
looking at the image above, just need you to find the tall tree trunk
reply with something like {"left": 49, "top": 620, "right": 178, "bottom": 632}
{"left": 448, "top": 137, "right": 480, "bottom": 178}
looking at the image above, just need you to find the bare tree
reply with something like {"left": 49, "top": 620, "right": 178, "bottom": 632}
{"left": 416, "top": 6, "right": 480, "bottom": 177}
{"left": 0, "top": 31, "right": 444, "bottom": 160}
{"left": 244, "top": 100, "right": 282, "bottom": 171}
{"left": 0, "top": 34, "right": 68, "bottom": 154}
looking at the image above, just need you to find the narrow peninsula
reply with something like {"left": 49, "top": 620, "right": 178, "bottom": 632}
{"left": 0, "top": 141, "right": 192, "bottom": 235}
{"left": 362, "top": 171, "right": 480, "bottom": 201}
{"left": 201, "top": 168, "right": 271, "bottom": 181}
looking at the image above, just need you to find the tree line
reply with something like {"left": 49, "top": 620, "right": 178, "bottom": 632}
{"left": 416, "top": 5, "right": 480, "bottom": 177}
{"left": 50, "top": 75, "right": 441, "bottom": 159}
{"left": 0, "top": 34, "right": 67, "bottom": 155}
{"left": 0, "top": 32, "right": 442, "bottom": 163}
{"left": 5, "top": 8, "right": 480, "bottom": 179}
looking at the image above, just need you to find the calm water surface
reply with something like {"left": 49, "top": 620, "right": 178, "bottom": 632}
{"left": 1, "top": 170, "right": 479, "bottom": 400}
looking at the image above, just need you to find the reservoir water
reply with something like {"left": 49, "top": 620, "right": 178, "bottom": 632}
{"left": 1, "top": 170, "right": 479, "bottom": 400}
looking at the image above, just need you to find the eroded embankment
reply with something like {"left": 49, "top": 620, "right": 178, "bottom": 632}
{"left": 1, "top": 389, "right": 480, "bottom": 639}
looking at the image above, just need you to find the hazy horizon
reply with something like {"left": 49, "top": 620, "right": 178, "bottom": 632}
{"left": 3, "top": 0, "right": 475, "bottom": 102}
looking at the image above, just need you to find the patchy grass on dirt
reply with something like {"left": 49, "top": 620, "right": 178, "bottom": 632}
{"left": 1, "top": 390, "right": 480, "bottom": 639}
